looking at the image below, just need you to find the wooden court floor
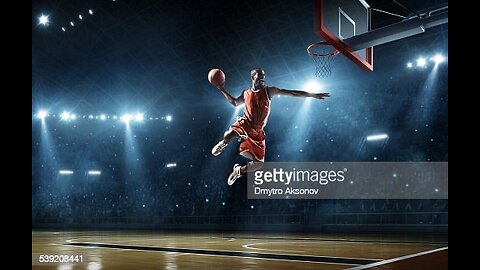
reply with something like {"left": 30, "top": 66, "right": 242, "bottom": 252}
{"left": 32, "top": 230, "right": 447, "bottom": 269}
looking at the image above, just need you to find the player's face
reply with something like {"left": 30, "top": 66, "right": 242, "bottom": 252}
{"left": 252, "top": 70, "right": 266, "bottom": 89}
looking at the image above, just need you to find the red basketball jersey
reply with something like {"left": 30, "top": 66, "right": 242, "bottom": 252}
{"left": 242, "top": 86, "right": 271, "bottom": 129}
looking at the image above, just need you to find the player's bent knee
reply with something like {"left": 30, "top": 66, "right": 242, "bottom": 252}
{"left": 249, "top": 161, "right": 264, "bottom": 171}
{"left": 224, "top": 129, "right": 239, "bottom": 142}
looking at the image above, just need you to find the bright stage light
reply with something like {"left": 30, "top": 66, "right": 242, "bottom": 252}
{"left": 432, "top": 54, "right": 446, "bottom": 65}
{"left": 88, "top": 170, "right": 101, "bottom": 175}
{"left": 38, "top": 14, "right": 49, "bottom": 26}
{"left": 304, "top": 80, "right": 322, "bottom": 93}
{"left": 416, "top": 57, "right": 427, "bottom": 68}
{"left": 135, "top": 113, "right": 144, "bottom": 122}
{"left": 366, "top": 134, "right": 388, "bottom": 141}
{"left": 89, "top": 9, "right": 94, "bottom": 15}
{"left": 406, "top": 62, "right": 413, "bottom": 68}
{"left": 100, "top": 114, "right": 106, "bottom": 120}
{"left": 121, "top": 114, "right": 132, "bottom": 123}
{"left": 59, "top": 170, "right": 74, "bottom": 175}
{"left": 60, "top": 112, "right": 71, "bottom": 121}
{"left": 165, "top": 115, "right": 172, "bottom": 122}
{"left": 166, "top": 163, "right": 177, "bottom": 168}
{"left": 37, "top": 110, "right": 48, "bottom": 119}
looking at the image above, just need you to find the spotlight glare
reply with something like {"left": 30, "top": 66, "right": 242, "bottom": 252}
{"left": 79, "top": 14, "right": 83, "bottom": 20}
{"left": 432, "top": 54, "right": 446, "bottom": 64}
{"left": 121, "top": 114, "right": 132, "bottom": 123}
{"left": 88, "top": 170, "right": 101, "bottom": 175}
{"left": 166, "top": 163, "right": 177, "bottom": 168}
{"left": 88, "top": 115, "right": 94, "bottom": 119}
{"left": 70, "top": 21, "right": 75, "bottom": 26}
{"left": 37, "top": 110, "right": 48, "bottom": 119}
{"left": 366, "top": 134, "right": 389, "bottom": 141}
{"left": 70, "top": 114, "right": 76, "bottom": 120}
{"left": 416, "top": 57, "right": 426, "bottom": 67}
{"left": 100, "top": 114, "right": 106, "bottom": 120}
{"left": 60, "top": 112, "right": 70, "bottom": 121}
{"left": 38, "top": 14, "right": 49, "bottom": 25}
{"left": 89, "top": 9, "right": 94, "bottom": 15}
{"left": 303, "top": 80, "right": 322, "bottom": 93}
{"left": 135, "top": 113, "right": 144, "bottom": 122}
{"left": 165, "top": 115, "right": 172, "bottom": 122}
{"left": 406, "top": 62, "right": 413, "bottom": 68}
{"left": 61, "top": 27, "right": 66, "bottom": 32}
{"left": 59, "top": 170, "right": 74, "bottom": 175}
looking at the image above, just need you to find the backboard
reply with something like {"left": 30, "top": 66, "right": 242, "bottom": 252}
{"left": 314, "top": 0, "right": 373, "bottom": 71}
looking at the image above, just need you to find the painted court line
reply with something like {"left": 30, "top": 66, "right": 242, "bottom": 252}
{"left": 65, "top": 241, "right": 380, "bottom": 265}
{"left": 346, "top": 246, "right": 448, "bottom": 270}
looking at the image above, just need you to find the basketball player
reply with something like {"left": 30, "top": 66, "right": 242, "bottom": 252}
{"left": 211, "top": 68, "right": 330, "bottom": 185}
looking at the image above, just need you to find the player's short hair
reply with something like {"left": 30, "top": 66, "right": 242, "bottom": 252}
{"left": 250, "top": 68, "right": 265, "bottom": 78}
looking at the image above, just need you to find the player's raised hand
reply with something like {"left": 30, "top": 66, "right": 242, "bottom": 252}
{"left": 314, "top": 92, "right": 330, "bottom": 99}
{"left": 216, "top": 82, "right": 226, "bottom": 91}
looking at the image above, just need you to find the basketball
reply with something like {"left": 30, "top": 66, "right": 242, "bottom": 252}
{"left": 208, "top": 68, "right": 225, "bottom": 87}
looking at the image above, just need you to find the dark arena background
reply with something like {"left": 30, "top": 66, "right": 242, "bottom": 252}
{"left": 32, "top": 0, "right": 448, "bottom": 269}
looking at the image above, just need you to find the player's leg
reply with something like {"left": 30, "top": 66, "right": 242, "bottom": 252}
{"left": 228, "top": 151, "right": 263, "bottom": 185}
{"left": 240, "top": 160, "right": 264, "bottom": 173}
{"left": 239, "top": 151, "right": 264, "bottom": 174}
{"left": 211, "top": 129, "right": 239, "bottom": 156}
{"left": 223, "top": 129, "right": 240, "bottom": 143}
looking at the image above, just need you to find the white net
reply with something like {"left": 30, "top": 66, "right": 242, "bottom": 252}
{"left": 307, "top": 42, "right": 339, "bottom": 78}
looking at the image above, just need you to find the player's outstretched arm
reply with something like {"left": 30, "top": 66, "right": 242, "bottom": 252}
{"left": 216, "top": 84, "right": 245, "bottom": 107}
{"left": 268, "top": 87, "right": 330, "bottom": 99}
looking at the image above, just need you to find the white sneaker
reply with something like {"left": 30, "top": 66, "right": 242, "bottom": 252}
{"left": 228, "top": 164, "right": 242, "bottom": 185}
{"left": 211, "top": 140, "right": 228, "bottom": 156}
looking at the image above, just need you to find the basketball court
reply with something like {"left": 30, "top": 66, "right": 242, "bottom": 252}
{"left": 32, "top": 231, "right": 447, "bottom": 269}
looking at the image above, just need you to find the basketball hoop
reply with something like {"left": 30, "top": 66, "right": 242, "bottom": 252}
{"left": 307, "top": 41, "right": 339, "bottom": 78}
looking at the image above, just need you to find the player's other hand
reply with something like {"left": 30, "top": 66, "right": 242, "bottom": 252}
{"left": 314, "top": 92, "right": 330, "bottom": 99}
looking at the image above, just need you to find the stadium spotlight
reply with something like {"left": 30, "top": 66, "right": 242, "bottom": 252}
{"left": 304, "top": 80, "right": 322, "bottom": 93}
{"left": 406, "top": 62, "right": 413, "bottom": 68}
{"left": 70, "top": 114, "right": 76, "bottom": 120}
{"left": 100, "top": 114, "right": 106, "bottom": 120}
{"left": 60, "top": 112, "right": 71, "bottom": 121}
{"left": 416, "top": 57, "right": 427, "bottom": 68}
{"left": 121, "top": 114, "right": 132, "bottom": 123}
{"left": 37, "top": 110, "right": 48, "bottom": 120}
{"left": 89, "top": 9, "right": 94, "bottom": 15}
{"left": 366, "top": 134, "right": 388, "bottom": 141}
{"left": 135, "top": 113, "right": 144, "bottom": 122}
{"left": 61, "top": 27, "right": 66, "bottom": 32}
{"left": 79, "top": 14, "right": 83, "bottom": 20}
{"left": 432, "top": 54, "right": 446, "bottom": 65}
{"left": 59, "top": 170, "right": 74, "bottom": 175}
{"left": 165, "top": 115, "right": 172, "bottom": 122}
{"left": 166, "top": 163, "right": 177, "bottom": 168}
{"left": 88, "top": 170, "right": 101, "bottom": 175}
{"left": 70, "top": 21, "right": 75, "bottom": 26}
{"left": 38, "top": 14, "right": 49, "bottom": 26}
